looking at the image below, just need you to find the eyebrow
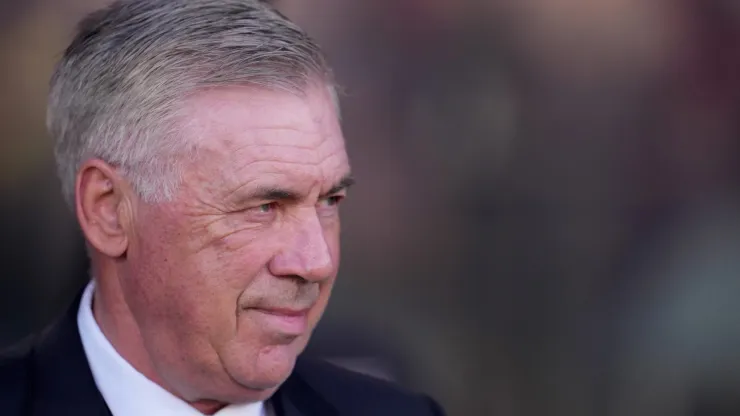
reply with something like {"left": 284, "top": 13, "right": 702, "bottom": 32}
{"left": 320, "top": 174, "right": 355, "bottom": 198}
{"left": 244, "top": 173, "right": 355, "bottom": 203}
{"left": 249, "top": 187, "right": 301, "bottom": 202}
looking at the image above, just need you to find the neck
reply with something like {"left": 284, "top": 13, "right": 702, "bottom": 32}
{"left": 91, "top": 261, "right": 229, "bottom": 414}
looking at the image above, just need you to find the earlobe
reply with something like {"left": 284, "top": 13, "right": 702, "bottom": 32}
{"left": 76, "top": 160, "right": 130, "bottom": 258}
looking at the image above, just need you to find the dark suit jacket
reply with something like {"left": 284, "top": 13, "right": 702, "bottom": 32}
{"left": 0, "top": 292, "right": 445, "bottom": 416}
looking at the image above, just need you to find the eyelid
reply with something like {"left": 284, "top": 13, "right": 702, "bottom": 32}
{"left": 323, "top": 189, "right": 348, "bottom": 199}
{"left": 242, "top": 201, "right": 278, "bottom": 220}
{"left": 243, "top": 191, "right": 345, "bottom": 211}
{"left": 318, "top": 194, "right": 345, "bottom": 210}
{"left": 240, "top": 201, "right": 272, "bottom": 212}
{"left": 321, "top": 194, "right": 345, "bottom": 202}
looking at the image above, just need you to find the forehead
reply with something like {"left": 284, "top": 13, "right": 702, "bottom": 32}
{"left": 178, "top": 85, "right": 349, "bottom": 193}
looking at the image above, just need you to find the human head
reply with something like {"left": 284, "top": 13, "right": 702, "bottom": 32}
{"left": 47, "top": 0, "right": 350, "bottom": 408}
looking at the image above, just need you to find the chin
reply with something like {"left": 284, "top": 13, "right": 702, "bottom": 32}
{"left": 221, "top": 335, "right": 308, "bottom": 398}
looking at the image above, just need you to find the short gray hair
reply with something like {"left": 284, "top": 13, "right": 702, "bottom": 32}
{"left": 48, "top": 0, "right": 336, "bottom": 208}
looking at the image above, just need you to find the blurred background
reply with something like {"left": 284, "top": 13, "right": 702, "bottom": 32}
{"left": 1, "top": 0, "right": 739, "bottom": 415}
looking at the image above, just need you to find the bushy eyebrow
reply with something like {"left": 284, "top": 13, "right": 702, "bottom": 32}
{"left": 247, "top": 187, "right": 301, "bottom": 203}
{"left": 320, "top": 174, "right": 355, "bottom": 198}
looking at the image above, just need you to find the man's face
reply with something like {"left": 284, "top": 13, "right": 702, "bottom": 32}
{"left": 120, "top": 84, "right": 350, "bottom": 402}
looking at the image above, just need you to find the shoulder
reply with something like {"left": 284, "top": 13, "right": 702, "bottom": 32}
{"left": 0, "top": 336, "right": 36, "bottom": 415}
{"left": 294, "top": 357, "right": 445, "bottom": 415}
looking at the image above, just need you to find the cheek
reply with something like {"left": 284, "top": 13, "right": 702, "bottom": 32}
{"left": 179, "top": 215, "right": 275, "bottom": 295}
{"left": 127, "top": 218, "right": 270, "bottom": 335}
{"left": 185, "top": 241, "right": 272, "bottom": 317}
{"left": 208, "top": 231, "right": 278, "bottom": 291}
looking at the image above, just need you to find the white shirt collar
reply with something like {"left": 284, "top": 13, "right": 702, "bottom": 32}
{"left": 77, "top": 280, "right": 266, "bottom": 416}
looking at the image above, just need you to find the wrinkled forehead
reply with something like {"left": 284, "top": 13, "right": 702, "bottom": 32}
{"left": 176, "top": 85, "right": 349, "bottom": 195}
{"left": 180, "top": 84, "right": 342, "bottom": 141}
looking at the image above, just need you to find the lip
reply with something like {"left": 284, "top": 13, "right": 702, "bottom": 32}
{"left": 259, "top": 307, "right": 310, "bottom": 317}
{"left": 250, "top": 307, "right": 310, "bottom": 335}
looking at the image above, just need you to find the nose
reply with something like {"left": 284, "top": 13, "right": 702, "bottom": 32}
{"left": 268, "top": 211, "right": 335, "bottom": 282}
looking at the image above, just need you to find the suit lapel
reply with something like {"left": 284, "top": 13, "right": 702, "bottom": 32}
{"left": 28, "top": 290, "right": 111, "bottom": 416}
{"left": 271, "top": 359, "right": 338, "bottom": 416}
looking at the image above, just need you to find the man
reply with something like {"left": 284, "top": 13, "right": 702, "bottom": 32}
{"left": 0, "top": 1, "right": 445, "bottom": 415}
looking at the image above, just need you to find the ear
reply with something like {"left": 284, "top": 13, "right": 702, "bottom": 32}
{"left": 75, "top": 159, "right": 133, "bottom": 258}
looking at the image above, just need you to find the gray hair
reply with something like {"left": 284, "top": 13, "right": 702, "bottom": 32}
{"left": 47, "top": 0, "right": 336, "bottom": 208}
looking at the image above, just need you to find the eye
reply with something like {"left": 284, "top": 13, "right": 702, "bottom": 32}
{"left": 324, "top": 195, "right": 343, "bottom": 206}
{"left": 257, "top": 202, "right": 277, "bottom": 213}
{"left": 317, "top": 195, "right": 344, "bottom": 216}
{"left": 244, "top": 202, "right": 279, "bottom": 222}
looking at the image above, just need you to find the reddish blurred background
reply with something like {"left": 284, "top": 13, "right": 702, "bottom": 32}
{"left": 1, "top": 1, "right": 739, "bottom": 415}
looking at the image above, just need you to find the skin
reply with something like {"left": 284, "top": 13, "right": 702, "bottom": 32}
{"left": 75, "top": 83, "right": 351, "bottom": 413}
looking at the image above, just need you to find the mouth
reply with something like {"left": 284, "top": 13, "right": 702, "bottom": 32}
{"left": 257, "top": 307, "right": 310, "bottom": 317}
{"left": 248, "top": 307, "right": 311, "bottom": 336}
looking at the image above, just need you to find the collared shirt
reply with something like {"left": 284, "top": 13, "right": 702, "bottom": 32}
{"left": 77, "top": 281, "right": 267, "bottom": 416}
